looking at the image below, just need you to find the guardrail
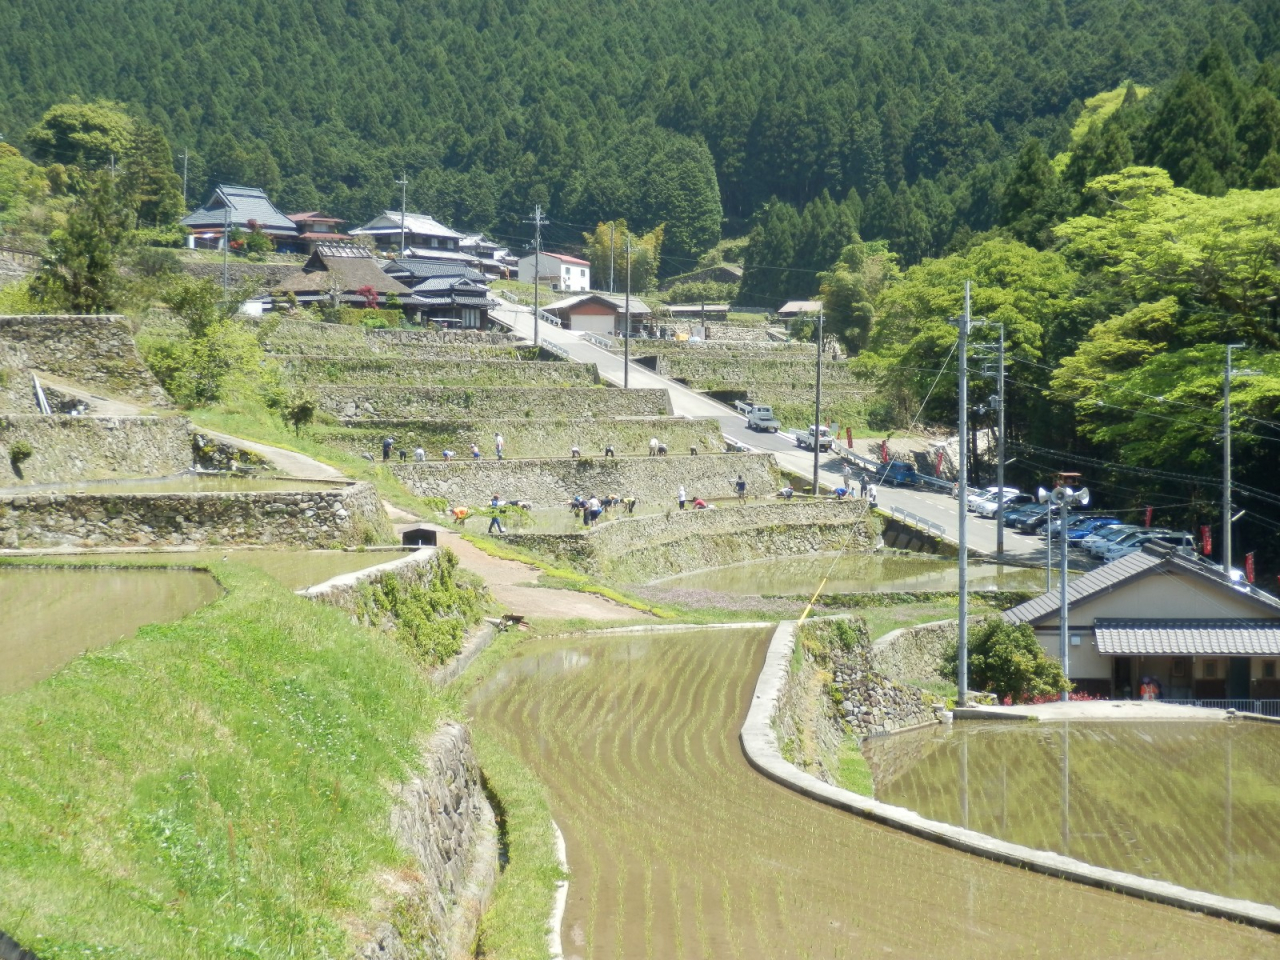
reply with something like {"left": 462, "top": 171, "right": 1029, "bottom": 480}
{"left": 580, "top": 331, "right": 615, "bottom": 349}
{"left": 885, "top": 504, "right": 946, "bottom": 539}
{"left": 539, "top": 339, "right": 571, "bottom": 360}
{"left": 1163, "top": 699, "right": 1280, "bottom": 717}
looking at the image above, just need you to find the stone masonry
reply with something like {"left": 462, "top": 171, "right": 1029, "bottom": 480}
{"left": 0, "top": 415, "right": 194, "bottom": 486}
{"left": 278, "top": 355, "right": 599, "bottom": 387}
{"left": 0, "top": 480, "right": 389, "bottom": 549}
{"left": 320, "top": 385, "right": 671, "bottom": 420}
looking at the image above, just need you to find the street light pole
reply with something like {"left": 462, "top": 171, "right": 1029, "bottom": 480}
{"left": 957, "top": 281, "right": 971, "bottom": 707}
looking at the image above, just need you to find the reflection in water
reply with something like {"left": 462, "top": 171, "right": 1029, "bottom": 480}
{"left": 0, "top": 567, "right": 221, "bottom": 694}
{"left": 471, "top": 629, "right": 1274, "bottom": 957}
{"left": 0, "top": 475, "right": 343, "bottom": 495}
{"left": 74, "top": 549, "right": 412, "bottom": 591}
{"left": 864, "top": 721, "right": 1280, "bottom": 907}
{"left": 654, "top": 551, "right": 1048, "bottom": 595}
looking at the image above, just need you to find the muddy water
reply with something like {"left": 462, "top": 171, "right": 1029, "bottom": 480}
{"left": 865, "top": 720, "right": 1280, "bottom": 908}
{"left": 0, "top": 568, "right": 220, "bottom": 694}
{"left": 471, "top": 628, "right": 1274, "bottom": 958}
{"left": 45, "top": 550, "right": 412, "bottom": 591}
{"left": 654, "top": 551, "right": 1047, "bottom": 595}
{"left": 0, "top": 475, "right": 342, "bottom": 494}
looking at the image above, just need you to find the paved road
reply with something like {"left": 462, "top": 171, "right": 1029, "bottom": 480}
{"left": 492, "top": 302, "right": 1049, "bottom": 563}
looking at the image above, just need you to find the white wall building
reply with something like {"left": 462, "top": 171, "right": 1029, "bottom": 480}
{"left": 517, "top": 252, "right": 591, "bottom": 292}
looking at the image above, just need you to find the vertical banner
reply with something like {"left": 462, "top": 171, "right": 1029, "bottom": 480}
{"left": 936, "top": 449, "right": 945, "bottom": 476}
{"left": 880, "top": 439, "right": 889, "bottom": 463}
{"left": 1144, "top": 506, "right": 1153, "bottom": 527}
{"left": 1201, "top": 525, "right": 1213, "bottom": 556}
{"left": 846, "top": 427, "right": 852, "bottom": 447}
{"left": 1246, "top": 552, "right": 1256, "bottom": 583}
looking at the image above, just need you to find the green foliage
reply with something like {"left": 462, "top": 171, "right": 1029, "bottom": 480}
{"left": 282, "top": 390, "right": 317, "bottom": 436}
{"left": 119, "top": 120, "right": 184, "bottom": 225}
{"left": 943, "top": 617, "right": 1070, "bottom": 703}
{"left": 662, "top": 279, "right": 738, "bottom": 303}
{"left": 31, "top": 171, "right": 130, "bottom": 313}
{"left": 8, "top": 438, "right": 33, "bottom": 467}
{"left": 582, "top": 220, "right": 662, "bottom": 292}
{"left": 353, "top": 552, "right": 488, "bottom": 667}
{"left": 24, "top": 98, "right": 135, "bottom": 170}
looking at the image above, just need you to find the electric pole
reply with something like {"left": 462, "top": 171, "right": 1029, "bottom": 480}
{"left": 956, "top": 281, "right": 971, "bottom": 706}
{"left": 624, "top": 234, "right": 632, "bottom": 388}
{"left": 180, "top": 150, "right": 189, "bottom": 209}
{"left": 396, "top": 174, "right": 409, "bottom": 256}
{"left": 812, "top": 310, "right": 824, "bottom": 496}
{"left": 1222, "top": 344, "right": 1260, "bottom": 576}
{"left": 524, "top": 205, "right": 547, "bottom": 347}
{"left": 976, "top": 325, "right": 1007, "bottom": 558}
{"left": 222, "top": 198, "right": 230, "bottom": 300}
{"left": 609, "top": 222, "right": 615, "bottom": 295}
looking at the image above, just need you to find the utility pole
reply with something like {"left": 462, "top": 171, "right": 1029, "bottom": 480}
{"left": 957, "top": 281, "right": 971, "bottom": 707}
{"left": 524, "top": 205, "right": 547, "bottom": 347}
{"left": 109, "top": 154, "right": 116, "bottom": 179}
{"left": 221, "top": 198, "right": 230, "bottom": 300}
{"left": 180, "top": 150, "right": 189, "bottom": 209}
{"left": 1223, "top": 343, "right": 1244, "bottom": 576}
{"left": 624, "top": 234, "right": 632, "bottom": 388}
{"left": 609, "top": 222, "right": 615, "bottom": 295}
{"left": 396, "top": 174, "right": 409, "bottom": 256}
{"left": 812, "top": 310, "right": 824, "bottom": 496}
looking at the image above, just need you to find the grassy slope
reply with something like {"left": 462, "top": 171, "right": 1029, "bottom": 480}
{"left": 0, "top": 559, "right": 452, "bottom": 958}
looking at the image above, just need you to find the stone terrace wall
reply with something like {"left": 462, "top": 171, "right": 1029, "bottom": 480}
{"left": 260, "top": 318, "right": 524, "bottom": 358}
{"left": 619, "top": 340, "right": 814, "bottom": 357}
{"left": 279, "top": 355, "right": 599, "bottom": 387}
{"left": 870, "top": 619, "right": 962, "bottom": 686}
{"left": 656, "top": 356, "right": 866, "bottom": 388}
{"left": 0, "top": 315, "right": 170, "bottom": 408}
{"left": 182, "top": 260, "right": 302, "bottom": 291}
{"left": 0, "top": 415, "right": 193, "bottom": 486}
{"left": 321, "top": 385, "right": 671, "bottom": 420}
{"left": 0, "top": 480, "right": 389, "bottom": 548}
{"left": 393, "top": 451, "right": 779, "bottom": 507}
{"left": 501, "top": 499, "right": 872, "bottom": 580}
{"left": 318, "top": 416, "right": 721, "bottom": 460}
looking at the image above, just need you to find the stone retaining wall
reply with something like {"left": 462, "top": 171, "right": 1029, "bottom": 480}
{"left": 323, "top": 385, "right": 671, "bottom": 420}
{"left": 182, "top": 260, "right": 302, "bottom": 291}
{"left": 358, "top": 721, "right": 498, "bottom": 960}
{"left": 0, "top": 480, "right": 389, "bottom": 548}
{"left": 319, "top": 416, "right": 721, "bottom": 461}
{"left": 279, "top": 355, "right": 598, "bottom": 387}
{"left": 0, "top": 315, "right": 170, "bottom": 408}
{"left": 0, "top": 415, "right": 193, "bottom": 486}
{"left": 656, "top": 355, "right": 863, "bottom": 387}
{"left": 393, "top": 451, "right": 778, "bottom": 508}
{"left": 871, "top": 619, "right": 962, "bottom": 686}
{"left": 260, "top": 318, "right": 523, "bottom": 358}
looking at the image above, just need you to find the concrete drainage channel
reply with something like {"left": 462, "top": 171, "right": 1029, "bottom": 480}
{"left": 740, "top": 620, "right": 1280, "bottom": 933}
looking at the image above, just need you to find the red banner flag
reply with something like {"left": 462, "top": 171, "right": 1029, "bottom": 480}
{"left": 880, "top": 439, "right": 889, "bottom": 463}
{"left": 1144, "top": 506, "right": 1153, "bottom": 527}
{"left": 846, "top": 427, "right": 852, "bottom": 447}
{"left": 1246, "top": 552, "right": 1256, "bottom": 584}
{"left": 936, "top": 449, "right": 945, "bottom": 476}
{"left": 1201, "top": 525, "right": 1213, "bottom": 556}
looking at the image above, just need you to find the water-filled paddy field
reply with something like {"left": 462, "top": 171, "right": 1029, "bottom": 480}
{"left": 0, "top": 567, "right": 221, "bottom": 694}
{"left": 865, "top": 720, "right": 1280, "bottom": 907}
{"left": 471, "top": 626, "right": 1275, "bottom": 958}
{"left": 653, "top": 551, "right": 1049, "bottom": 595}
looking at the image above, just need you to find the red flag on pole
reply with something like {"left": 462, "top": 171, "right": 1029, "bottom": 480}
{"left": 936, "top": 449, "right": 945, "bottom": 476}
{"left": 1144, "top": 506, "right": 1153, "bottom": 527}
{"left": 1201, "top": 525, "right": 1213, "bottom": 556}
{"left": 880, "top": 439, "right": 889, "bottom": 463}
{"left": 846, "top": 427, "right": 852, "bottom": 447}
{"left": 1245, "top": 552, "right": 1256, "bottom": 583}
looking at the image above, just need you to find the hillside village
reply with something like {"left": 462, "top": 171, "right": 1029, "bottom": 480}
{"left": 4, "top": 5, "right": 1280, "bottom": 958}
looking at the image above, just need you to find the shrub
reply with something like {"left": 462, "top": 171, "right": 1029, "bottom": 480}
{"left": 942, "top": 616, "right": 1070, "bottom": 703}
{"left": 9, "top": 439, "right": 33, "bottom": 467}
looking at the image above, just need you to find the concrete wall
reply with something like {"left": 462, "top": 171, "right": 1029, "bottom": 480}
{"left": 323, "top": 385, "right": 672, "bottom": 420}
{"left": 318, "top": 416, "right": 722, "bottom": 461}
{"left": 358, "top": 721, "right": 498, "bottom": 960}
{"left": 501, "top": 499, "right": 873, "bottom": 580}
{"left": 0, "top": 480, "right": 390, "bottom": 549}
{"left": 393, "top": 451, "right": 779, "bottom": 507}
{"left": 0, "top": 315, "right": 170, "bottom": 408}
{"left": 0, "top": 415, "right": 193, "bottom": 486}
{"left": 278, "top": 355, "right": 599, "bottom": 387}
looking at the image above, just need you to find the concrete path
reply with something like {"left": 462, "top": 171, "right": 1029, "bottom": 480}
{"left": 32, "top": 373, "right": 155, "bottom": 417}
{"left": 492, "top": 301, "right": 1051, "bottom": 564}
{"left": 196, "top": 428, "right": 346, "bottom": 481}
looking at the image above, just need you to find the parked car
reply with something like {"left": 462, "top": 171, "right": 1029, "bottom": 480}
{"left": 1101, "top": 529, "right": 1195, "bottom": 560}
{"left": 974, "top": 491, "right": 1034, "bottom": 518}
{"left": 967, "top": 485, "right": 1011, "bottom": 510}
{"left": 1083, "top": 524, "right": 1145, "bottom": 557}
{"left": 734, "top": 401, "right": 781, "bottom": 433}
{"left": 1001, "top": 503, "right": 1042, "bottom": 527}
{"left": 1016, "top": 506, "right": 1057, "bottom": 534}
{"left": 1064, "top": 517, "right": 1122, "bottom": 542}
{"left": 879, "top": 460, "right": 923, "bottom": 487}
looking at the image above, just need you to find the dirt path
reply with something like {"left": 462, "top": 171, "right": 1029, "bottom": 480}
{"left": 197, "top": 428, "right": 346, "bottom": 481}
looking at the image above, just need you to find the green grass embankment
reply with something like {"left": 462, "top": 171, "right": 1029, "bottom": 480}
{"left": 0, "top": 559, "right": 454, "bottom": 957}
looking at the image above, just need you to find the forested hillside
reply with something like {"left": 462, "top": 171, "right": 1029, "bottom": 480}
{"left": 1, "top": 0, "right": 1277, "bottom": 263}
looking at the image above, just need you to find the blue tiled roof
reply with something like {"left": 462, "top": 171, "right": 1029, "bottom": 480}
{"left": 181, "top": 184, "right": 298, "bottom": 234}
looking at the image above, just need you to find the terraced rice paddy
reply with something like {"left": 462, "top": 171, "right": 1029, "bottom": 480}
{"left": 653, "top": 551, "right": 1048, "bottom": 595}
{"left": 865, "top": 720, "right": 1280, "bottom": 907}
{"left": 0, "top": 475, "right": 342, "bottom": 494}
{"left": 0, "top": 567, "right": 221, "bottom": 694}
{"left": 471, "top": 627, "right": 1276, "bottom": 958}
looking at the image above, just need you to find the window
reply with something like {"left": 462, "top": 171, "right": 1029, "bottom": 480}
{"left": 431, "top": 237, "right": 439, "bottom": 247}
{"left": 581, "top": 268, "right": 587, "bottom": 277}
{"left": 1265, "top": 661, "right": 1277, "bottom": 680}
{"left": 461, "top": 307, "right": 479, "bottom": 329}
{"left": 1204, "top": 660, "right": 1219, "bottom": 679}
{"left": 1172, "top": 658, "right": 1188, "bottom": 678}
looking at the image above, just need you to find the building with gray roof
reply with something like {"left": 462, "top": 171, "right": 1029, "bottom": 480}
{"left": 181, "top": 184, "right": 299, "bottom": 248}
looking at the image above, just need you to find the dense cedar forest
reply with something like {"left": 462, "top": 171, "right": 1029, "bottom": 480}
{"left": 0, "top": 0, "right": 1277, "bottom": 263}
{"left": 3, "top": 0, "right": 1280, "bottom": 572}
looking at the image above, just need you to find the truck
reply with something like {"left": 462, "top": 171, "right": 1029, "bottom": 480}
{"left": 734, "top": 400, "right": 781, "bottom": 432}
{"left": 796, "top": 424, "right": 833, "bottom": 452}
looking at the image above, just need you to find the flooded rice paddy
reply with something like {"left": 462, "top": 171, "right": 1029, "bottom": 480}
{"left": 471, "top": 627, "right": 1275, "bottom": 958}
{"left": 654, "top": 551, "right": 1049, "bottom": 595}
{"left": 0, "top": 474, "right": 344, "bottom": 495}
{"left": 0, "top": 567, "right": 221, "bottom": 694}
{"left": 865, "top": 720, "right": 1280, "bottom": 908}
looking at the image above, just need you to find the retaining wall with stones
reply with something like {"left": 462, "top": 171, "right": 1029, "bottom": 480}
{"left": 656, "top": 355, "right": 864, "bottom": 388}
{"left": 0, "top": 415, "right": 193, "bottom": 486}
{"left": 394, "top": 451, "right": 778, "bottom": 508}
{"left": 0, "top": 480, "right": 389, "bottom": 549}
{"left": 323, "top": 385, "right": 672, "bottom": 420}
{"left": 279, "top": 355, "right": 598, "bottom": 387}
{"left": 871, "top": 619, "right": 963, "bottom": 686}
{"left": 0, "top": 315, "right": 170, "bottom": 408}
{"left": 358, "top": 721, "right": 498, "bottom": 960}
{"left": 181, "top": 260, "right": 303, "bottom": 291}
{"left": 260, "top": 318, "right": 523, "bottom": 358}
{"left": 319, "top": 417, "right": 722, "bottom": 461}
{"left": 501, "top": 499, "right": 872, "bottom": 580}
